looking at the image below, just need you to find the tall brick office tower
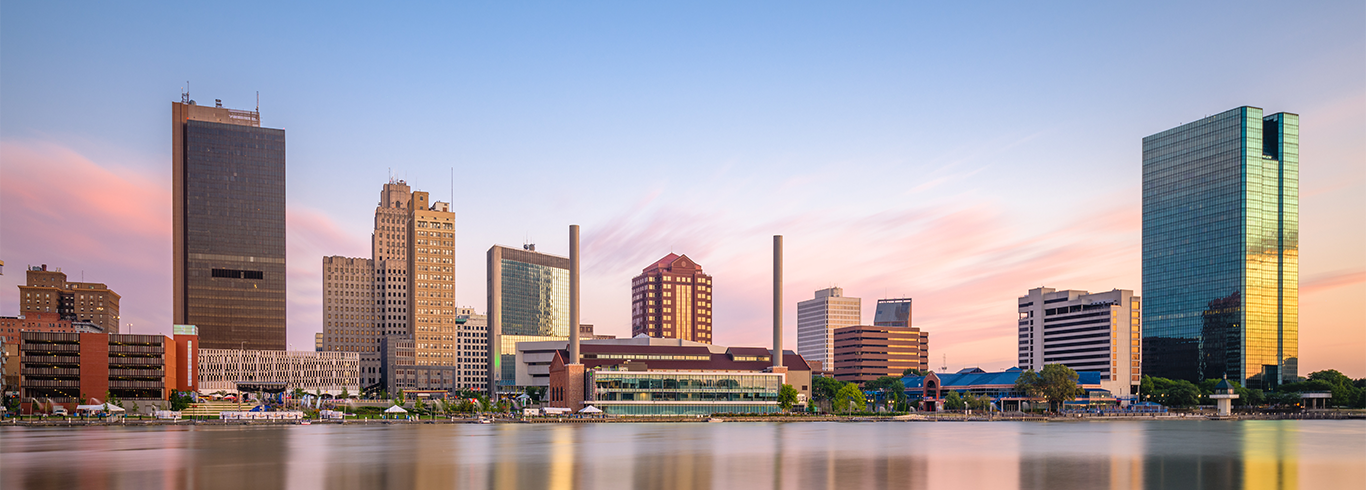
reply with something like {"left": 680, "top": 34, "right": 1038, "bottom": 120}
{"left": 630, "top": 254, "right": 714, "bottom": 343}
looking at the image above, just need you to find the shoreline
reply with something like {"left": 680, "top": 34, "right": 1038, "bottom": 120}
{"left": 4, "top": 411, "right": 1362, "bottom": 427}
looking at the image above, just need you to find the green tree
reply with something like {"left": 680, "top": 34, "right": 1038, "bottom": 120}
{"left": 340, "top": 387, "right": 350, "bottom": 399}
{"left": 169, "top": 392, "right": 193, "bottom": 411}
{"left": 812, "top": 376, "right": 842, "bottom": 402}
{"left": 1039, "top": 364, "right": 1083, "bottom": 411}
{"left": 778, "top": 384, "right": 799, "bottom": 411}
{"left": 834, "top": 383, "right": 866, "bottom": 413}
{"left": 1015, "top": 365, "right": 1083, "bottom": 411}
{"left": 966, "top": 393, "right": 991, "bottom": 411}
{"left": 1306, "top": 370, "right": 1363, "bottom": 407}
{"left": 1139, "top": 375, "right": 1155, "bottom": 401}
{"left": 902, "top": 368, "right": 926, "bottom": 377}
{"left": 863, "top": 376, "right": 906, "bottom": 412}
{"left": 943, "top": 390, "right": 966, "bottom": 410}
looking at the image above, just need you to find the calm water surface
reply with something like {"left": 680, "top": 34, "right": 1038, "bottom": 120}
{"left": 2, "top": 420, "right": 1363, "bottom": 490}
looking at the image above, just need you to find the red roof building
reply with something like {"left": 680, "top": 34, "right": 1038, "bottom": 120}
{"left": 631, "top": 254, "right": 714, "bottom": 343}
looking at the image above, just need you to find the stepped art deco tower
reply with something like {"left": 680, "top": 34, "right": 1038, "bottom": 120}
{"left": 1142, "top": 106, "right": 1298, "bottom": 389}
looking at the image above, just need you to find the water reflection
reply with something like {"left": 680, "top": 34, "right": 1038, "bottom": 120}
{"left": 2, "top": 420, "right": 1361, "bottom": 490}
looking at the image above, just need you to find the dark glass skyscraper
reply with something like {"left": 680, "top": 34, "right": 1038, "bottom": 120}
{"left": 1142, "top": 106, "right": 1298, "bottom": 389}
{"left": 173, "top": 98, "right": 287, "bottom": 350}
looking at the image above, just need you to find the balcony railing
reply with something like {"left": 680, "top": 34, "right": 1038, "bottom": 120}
{"left": 109, "top": 369, "right": 165, "bottom": 378}
{"left": 108, "top": 344, "right": 163, "bottom": 354}
{"left": 21, "top": 368, "right": 80, "bottom": 377}
{"left": 21, "top": 379, "right": 80, "bottom": 388}
{"left": 21, "top": 355, "right": 81, "bottom": 366}
{"left": 108, "top": 380, "right": 164, "bottom": 389}
{"left": 21, "top": 343, "right": 79, "bottom": 353}
{"left": 107, "top": 357, "right": 163, "bottom": 366}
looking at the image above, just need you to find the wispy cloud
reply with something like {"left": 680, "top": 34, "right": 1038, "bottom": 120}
{"left": 1302, "top": 269, "right": 1366, "bottom": 295}
{"left": 0, "top": 140, "right": 171, "bottom": 333}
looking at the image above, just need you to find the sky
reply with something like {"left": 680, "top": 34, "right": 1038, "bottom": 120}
{"left": 2, "top": 1, "right": 1363, "bottom": 377}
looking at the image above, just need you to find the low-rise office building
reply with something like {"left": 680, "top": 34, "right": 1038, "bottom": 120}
{"left": 582, "top": 367, "right": 783, "bottom": 416}
{"left": 832, "top": 324, "right": 928, "bottom": 384}
{"left": 1, "top": 312, "right": 106, "bottom": 345}
{"left": 534, "top": 336, "right": 813, "bottom": 416}
{"left": 901, "top": 367, "right": 1109, "bottom": 411}
{"left": 198, "top": 348, "right": 359, "bottom": 396}
{"left": 379, "top": 335, "right": 458, "bottom": 396}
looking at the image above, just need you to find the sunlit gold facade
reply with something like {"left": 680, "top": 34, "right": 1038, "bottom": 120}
{"left": 1142, "top": 106, "right": 1298, "bottom": 389}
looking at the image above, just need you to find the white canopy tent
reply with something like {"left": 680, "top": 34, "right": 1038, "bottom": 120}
{"left": 76, "top": 403, "right": 125, "bottom": 413}
{"left": 384, "top": 405, "right": 408, "bottom": 419}
{"left": 578, "top": 406, "right": 602, "bottom": 414}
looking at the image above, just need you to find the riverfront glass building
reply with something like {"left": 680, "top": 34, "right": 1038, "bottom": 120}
{"left": 587, "top": 370, "right": 781, "bottom": 416}
{"left": 1141, "top": 106, "right": 1298, "bottom": 389}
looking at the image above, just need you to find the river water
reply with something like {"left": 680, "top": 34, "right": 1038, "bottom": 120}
{"left": 2, "top": 420, "right": 1363, "bottom": 490}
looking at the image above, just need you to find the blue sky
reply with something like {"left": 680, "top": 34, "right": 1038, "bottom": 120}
{"left": 3, "top": 1, "right": 1363, "bottom": 374}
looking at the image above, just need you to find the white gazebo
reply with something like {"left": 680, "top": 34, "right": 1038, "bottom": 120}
{"left": 384, "top": 405, "right": 408, "bottom": 419}
{"left": 1208, "top": 379, "right": 1239, "bottom": 416}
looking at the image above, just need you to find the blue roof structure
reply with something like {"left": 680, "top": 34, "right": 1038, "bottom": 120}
{"left": 901, "top": 367, "right": 1103, "bottom": 391}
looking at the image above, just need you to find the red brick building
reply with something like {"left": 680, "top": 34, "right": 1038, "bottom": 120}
{"left": 630, "top": 254, "right": 714, "bottom": 343}
{"left": 18, "top": 265, "right": 121, "bottom": 333}
{"left": 17, "top": 331, "right": 198, "bottom": 413}
{"left": 832, "top": 325, "right": 929, "bottom": 384}
{"left": 1, "top": 312, "right": 103, "bottom": 345}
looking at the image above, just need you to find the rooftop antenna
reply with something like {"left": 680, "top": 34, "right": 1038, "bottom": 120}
{"left": 940, "top": 354, "right": 947, "bottom": 373}
{"left": 256, "top": 91, "right": 260, "bottom": 114}
{"left": 182, "top": 81, "right": 190, "bottom": 104}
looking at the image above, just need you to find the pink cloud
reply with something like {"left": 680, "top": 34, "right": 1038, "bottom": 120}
{"left": 1301, "top": 269, "right": 1366, "bottom": 295}
{"left": 0, "top": 140, "right": 172, "bottom": 334}
{"left": 284, "top": 206, "right": 372, "bottom": 350}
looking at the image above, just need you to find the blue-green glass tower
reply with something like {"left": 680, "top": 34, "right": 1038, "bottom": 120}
{"left": 1142, "top": 106, "right": 1298, "bottom": 390}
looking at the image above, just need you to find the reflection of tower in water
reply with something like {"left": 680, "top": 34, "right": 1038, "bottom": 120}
{"left": 631, "top": 428, "right": 714, "bottom": 490}
{"left": 1243, "top": 422, "right": 1298, "bottom": 490}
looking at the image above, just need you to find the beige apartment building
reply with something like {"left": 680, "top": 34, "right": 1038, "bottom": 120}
{"left": 322, "top": 255, "right": 379, "bottom": 387}
{"left": 796, "top": 287, "right": 861, "bottom": 372}
{"left": 407, "top": 190, "right": 457, "bottom": 367}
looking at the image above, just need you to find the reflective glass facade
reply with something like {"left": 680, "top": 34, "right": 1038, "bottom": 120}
{"left": 1142, "top": 106, "right": 1298, "bottom": 389}
{"left": 500, "top": 259, "right": 569, "bottom": 337}
{"left": 588, "top": 371, "right": 780, "bottom": 415}
{"left": 178, "top": 116, "right": 287, "bottom": 351}
{"left": 488, "top": 246, "right": 570, "bottom": 391}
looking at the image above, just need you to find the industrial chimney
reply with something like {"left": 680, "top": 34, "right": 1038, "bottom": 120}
{"left": 773, "top": 235, "right": 783, "bottom": 368}
{"left": 570, "top": 224, "right": 581, "bottom": 364}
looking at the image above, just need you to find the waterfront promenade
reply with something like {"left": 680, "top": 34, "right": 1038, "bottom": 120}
{"left": 6, "top": 409, "right": 1361, "bottom": 427}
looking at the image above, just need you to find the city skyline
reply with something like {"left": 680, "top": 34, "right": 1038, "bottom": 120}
{"left": 2, "top": 3, "right": 1363, "bottom": 377}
